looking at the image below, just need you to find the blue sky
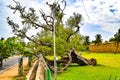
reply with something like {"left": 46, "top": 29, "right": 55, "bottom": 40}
{"left": 0, "top": 0, "right": 120, "bottom": 41}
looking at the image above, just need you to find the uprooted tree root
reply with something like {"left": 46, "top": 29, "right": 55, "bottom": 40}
{"left": 44, "top": 49, "right": 97, "bottom": 73}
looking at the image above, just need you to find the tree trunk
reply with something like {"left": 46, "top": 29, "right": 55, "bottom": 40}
{"left": 44, "top": 50, "right": 72, "bottom": 73}
{"left": 45, "top": 49, "right": 97, "bottom": 73}
{"left": 0, "top": 57, "right": 3, "bottom": 69}
{"left": 28, "top": 56, "right": 32, "bottom": 67}
{"left": 18, "top": 57, "right": 23, "bottom": 76}
{"left": 70, "top": 49, "right": 97, "bottom": 66}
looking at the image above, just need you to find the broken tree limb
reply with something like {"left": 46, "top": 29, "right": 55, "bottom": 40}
{"left": 45, "top": 50, "right": 72, "bottom": 73}
{"left": 70, "top": 49, "right": 97, "bottom": 66}
{"left": 43, "top": 49, "right": 97, "bottom": 73}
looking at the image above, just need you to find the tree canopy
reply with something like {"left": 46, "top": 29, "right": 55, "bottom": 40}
{"left": 114, "top": 28, "right": 120, "bottom": 43}
{"left": 94, "top": 34, "right": 102, "bottom": 45}
{"left": 83, "top": 36, "right": 90, "bottom": 51}
{"left": 7, "top": 0, "right": 84, "bottom": 57}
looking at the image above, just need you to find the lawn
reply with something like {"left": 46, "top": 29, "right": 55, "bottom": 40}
{"left": 56, "top": 53, "right": 120, "bottom": 80}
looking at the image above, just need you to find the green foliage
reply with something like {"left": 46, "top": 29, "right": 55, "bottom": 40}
{"left": 0, "top": 36, "right": 32, "bottom": 57}
{"left": 66, "top": 13, "right": 82, "bottom": 28}
{"left": 94, "top": 34, "right": 102, "bottom": 45}
{"left": 109, "top": 28, "right": 120, "bottom": 43}
{"left": 56, "top": 37, "right": 68, "bottom": 55}
{"left": 0, "top": 37, "right": 19, "bottom": 58}
{"left": 114, "top": 28, "right": 120, "bottom": 43}
{"left": 109, "top": 37, "right": 115, "bottom": 42}
{"left": 32, "top": 25, "right": 85, "bottom": 56}
{"left": 7, "top": 0, "right": 85, "bottom": 57}
{"left": 108, "top": 28, "right": 120, "bottom": 53}
{"left": 0, "top": 38, "right": 10, "bottom": 58}
{"left": 69, "top": 34, "right": 85, "bottom": 51}
{"left": 83, "top": 36, "right": 90, "bottom": 51}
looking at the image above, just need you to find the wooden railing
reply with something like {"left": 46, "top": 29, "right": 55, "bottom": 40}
{"left": 26, "top": 54, "right": 52, "bottom": 80}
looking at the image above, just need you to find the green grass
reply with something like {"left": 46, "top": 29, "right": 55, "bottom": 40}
{"left": 56, "top": 53, "right": 120, "bottom": 80}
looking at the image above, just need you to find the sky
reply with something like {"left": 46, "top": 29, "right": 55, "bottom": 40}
{"left": 0, "top": 0, "right": 120, "bottom": 41}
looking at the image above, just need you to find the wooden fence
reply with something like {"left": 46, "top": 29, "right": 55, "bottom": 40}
{"left": 89, "top": 42, "right": 120, "bottom": 53}
{"left": 26, "top": 54, "right": 52, "bottom": 80}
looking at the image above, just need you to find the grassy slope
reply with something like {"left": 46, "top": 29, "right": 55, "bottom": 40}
{"left": 57, "top": 53, "right": 120, "bottom": 80}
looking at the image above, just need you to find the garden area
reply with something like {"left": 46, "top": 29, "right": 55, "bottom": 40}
{"left": 57, "top": 53, "right": 120, "bottom": 80}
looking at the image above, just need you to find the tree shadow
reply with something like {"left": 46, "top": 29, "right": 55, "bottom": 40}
{"left": 69, "top": 63, "right": 104, "bottom": 67}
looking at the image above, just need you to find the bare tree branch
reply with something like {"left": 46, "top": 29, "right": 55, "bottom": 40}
{"left": 66, "top": 26, "right": 80, "bottom": 42}
{"left": 7, "top": 17, "right": 51, "bottom": 47}
{"left": 8, "top": 0, "right": 53, "bottom": 32}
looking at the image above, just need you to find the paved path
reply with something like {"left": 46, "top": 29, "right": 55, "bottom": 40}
{"left": 0, "top": 56, "right": 26, "bottom": 73}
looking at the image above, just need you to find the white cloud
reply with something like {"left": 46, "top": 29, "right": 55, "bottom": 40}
{"left": 1, "top": 0, "right": 48, "bottom": 38}
{"left": 75, "top": 0, "right": 120, "bottom": 33}
{"left": 0, "top": 0, "right": 120, "bottom": 40}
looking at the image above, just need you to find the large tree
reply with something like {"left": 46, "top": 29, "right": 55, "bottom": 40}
{"left": 0, "top": 37, "right": 10, "bottom": 59}
{"left": 109, "top": 37, "right": 115, "bottom": 42}
{"left": 0, "top": 36, "right": 24, "bottom": 68}
{"left": 7, "top": 0, "right": 83, "bottom": 56}
{"left": 7, "top": 0, "right": 85, "bottom": 74}
{"left": 94, "top": 34, "right": 102, "bottom": 45}
{"left": 109, "top": 28, "right": 120, "bottom": 53}
{"left": 83, "top": 36, "right": 90, "bottom": 51}
{"left": 0, "top": 37, "right": 17, "bottom": 68}
{"left": 0, "top": 37, "right": 6, "bottom": 68}
{"left": 93, "top": 34, "right": 102, "bottom": 52}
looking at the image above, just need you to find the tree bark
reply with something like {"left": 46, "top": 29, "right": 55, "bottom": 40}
{"left": 18, "top": 57, "right": 23, "bottom": 76}
{"left": 28, "top": 56, "right": 32, "bottom": 67}
{"left": 45, "top": 51, "right": 72, "bottom": 73}
{"left": 44, "top": 49, "right": 97, "bottom": 73}
{"left": 0, "top": 57, "right": 3, "bottom": 69}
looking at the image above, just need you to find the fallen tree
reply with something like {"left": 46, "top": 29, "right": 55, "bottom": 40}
{"left": 70, "top": 49, "right": 97, "bottom": 66}
{"left": 45, "top": 49, "right": 97, "bottom": 72}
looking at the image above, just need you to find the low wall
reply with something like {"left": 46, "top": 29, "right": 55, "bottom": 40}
{"left": 89, "top": 42, "right": 120, "bottom": 53}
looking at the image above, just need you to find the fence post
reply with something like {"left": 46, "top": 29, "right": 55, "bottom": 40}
{"left": 26, "top": 53, "right": 53, "bottom": 80}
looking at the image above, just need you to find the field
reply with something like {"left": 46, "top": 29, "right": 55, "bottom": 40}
{"left": 57, "top": 53, "right": 120, "bottom": 80}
